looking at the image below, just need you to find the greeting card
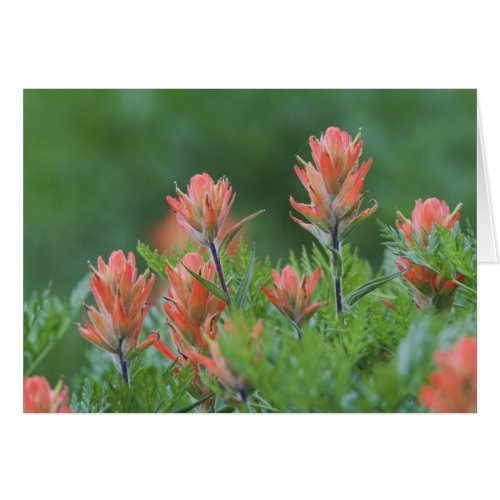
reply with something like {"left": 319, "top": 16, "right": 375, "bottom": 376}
{"left": 23, "top": 89, "right": 492, "bottom": 413}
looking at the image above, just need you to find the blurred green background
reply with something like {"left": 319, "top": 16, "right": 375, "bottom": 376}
{"left": 24, "top": 89, "right": 476, "bottom": 382}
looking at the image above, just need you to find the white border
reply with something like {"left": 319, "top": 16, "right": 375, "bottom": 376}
{"left": 2, "top": 1, "right": 499, "bottom": 499}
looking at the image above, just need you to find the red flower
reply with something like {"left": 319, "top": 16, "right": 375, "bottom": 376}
{"left": 290, "top": 127, "right": 377, "bottom": 245}
{"left": 188, "top": 319, "right": 263, "bottom": 396}
{"left": 261, "top": 266, "right": 326, "bottom": 325}
{"left": 167, "top": 173, "right": 234, "bottom": 245}
{"left": 396, "top": 198, "right": 461, "bottom": 247}
{"left": 24, "top": 376, "right": 72, "bottom": 413}
{"left": 167, "top": 172, "right": 258, "bottom": 249}
{"left": 395, "top": 198, "right": 463, "bottom": 309}
{"left": 419, "top": 337, "right": 477, "bottom": 413}
{"left": 78, "top": 250, "right": 158, "bottom": 358}
{"left": 154, "top": 252, "right": 226, "bottom": 361}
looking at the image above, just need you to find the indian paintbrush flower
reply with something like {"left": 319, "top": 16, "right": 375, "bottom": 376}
{"left": 24, "top": 376, "right": 72, "bottom": 413}
{"left": 290, "top": 126, "right": 377, "bottom": 316}
{"left": 167, "top": 173, "right": 235, "bottom": 246}
{"left": 77, "top": 250, "right": 158, "bottom": 384}
{"left": 290, "top": 126, "right": 377, "bottom": 246}
{"left": 395, "top": 198, "right": 463, "bottom": 310}
{"left": 419, "top": 336, "right": 477, "bottom": 413}
{"left": 167, "top": 172, "right": 264, "bottom": 303}
{"left": 159, "top": 252, "right": 226, "bottom": 356}
{"left": 261, "top": 265, "right": 326, "bottom": 338}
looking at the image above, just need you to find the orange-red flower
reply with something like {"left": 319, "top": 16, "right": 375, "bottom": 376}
{"left": 24, "top": 376, "right": 72, "bottom": 413}
{"left": 261, "top": 265, "right": 326, "bottom": 326}
{"left": 78, "top": 250, "right": 158, "bottom": 359}
{"left": 188, "top": 319, "right": 263, "bottom": 397}
{"left": 419, "top": 337, "right": 477, "bottom": 413}
{"left": 396, "top": 198, "right": 461, "bottom": 247}
{"left": 167, "top": 172, "right": 264, "bottom": 305}
{"left": 167, "top": 173, "right": 236, "bottom": 246}
{"left": 290, "top": 126, "right": 377, "bottom": 245}
{"left": 148, "top": 209, "right": 243, "bottom": 304}
{"left": 155, "top": 252, "right": 226, "bottom": 361}
{"left": 395, "top": 198, "right": 463, "bottom": 309}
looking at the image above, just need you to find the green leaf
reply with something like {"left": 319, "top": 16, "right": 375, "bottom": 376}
{"left": 344, "top": 269, "right": 407, "bottom": 307}
{"left": 182, "top": 262, "right": 229, "bottom": 303}
{"left": 233, "top": 242, "right": 255, "bottom": 308}
{"left": 176, "top": 392, "right": 215, "bottom": 413}
{"left": 24, "top": 275, "right": 91, "bottom": 376}
{"left": 219, "top": 209, "right": 265, "bottom": 256}
{"left": 137, "top": 240, "right": 170, "bottom": 280}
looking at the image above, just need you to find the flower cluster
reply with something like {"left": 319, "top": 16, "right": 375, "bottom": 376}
{"left": 419, "top": 336, "right": 477, "bottom": 413}
{"left": 395, "top": 197, "right": 462, "bottom": 310}
{"left": 261, "top": 266, "right": 325, "bottom": 331}
{"left": 154, "top": 252, "right": 226, "bottom": 362}
{"left": 290, "top": 127, "right": 377, "bottom": 247}
{"left": 24, "top": 376, "right": 72, "bottom": 413}
{"left": 167, "top": 173, "right": 235, "bottom": 247}
{"left": 77, "top": 250, "right": 158, "bottom": 382}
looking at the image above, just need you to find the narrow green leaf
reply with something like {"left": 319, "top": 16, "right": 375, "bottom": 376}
{"left": 344, "top": 269, "right": 407, "bottom": 307}
{"left": 233, "top": 242, "right": 255, "bottom": 308}
{"left": 219, "top": 209, "right": 265, "bottom": 256}
{"left": 176, "top": 392, "right": 215, "bottom": 413}
{"left": 182, "top": 263, "right": 229, "bottom": 303}
{"left": 216, "top": 406, "right": 235, "bottom": 413}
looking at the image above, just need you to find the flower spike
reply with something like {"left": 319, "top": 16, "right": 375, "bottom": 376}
{"left": 77, "top": 250, "right": 156, "bottom": 383}
{"left": 154, "top": 252, "right": 227, "bottom": 382}
{"left": 394, "top": 198, "right": 463, "bottom": 310}
{"left": 261, "top": 265, "right": 326, "bottom": 332}
{"left": 290, "top": 126, "right": 377, "bottom": 242}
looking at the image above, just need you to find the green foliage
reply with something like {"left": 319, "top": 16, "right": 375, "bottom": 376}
{"left": 137, "top": 239, "right": 198, "bottom": 281}
{"left": 137, "top": 241, "right": 170, "bottom": 280}
{"left": 232, "top": 242, "right": 255, "bottom": 308}
{"left": 205, "top": 238, "right": 476, "bottom": 413}
{"left": 72, "top": 354, "right": 199, "bottom": 413}
{"left": 24, "top": 274, "right": 90, "bottom": 375}
{"left": 219, "top": 315, "right": 352, "bottom": 412}
{"left": 25, "top": 225, "right": 477, "bottom": 413}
